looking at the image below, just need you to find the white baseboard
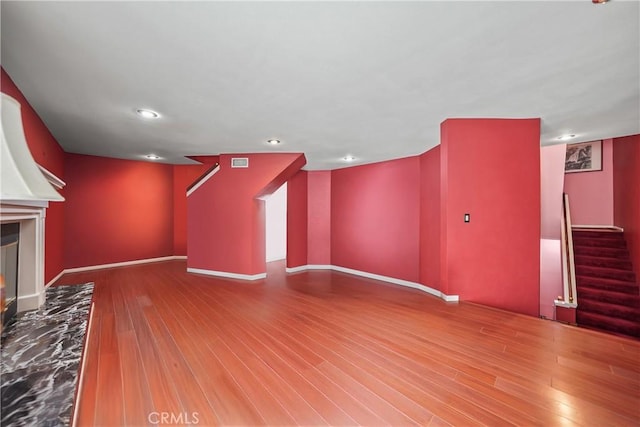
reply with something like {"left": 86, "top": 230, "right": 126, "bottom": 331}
{"left": 285, "top": 264, "right": 332, "bottom": 273}
{"left": 53, "top": 256, "right": 457, "bottom": 301}
{"left": 45, "top": 270, "right": 65, "bottom": 288}
{"left": 63, "top": 255, "right": 185, "bottom": 274}
{"left": 18, "top": 291, "right": 44, "bottom": 311}
{"left": 73, "top": 301, "right": 95, "bottom": 427}
{"left": 285, "top": 264, "right": 459, "bottom": 302}
{"left": 187, "top": 267, "right": 267, "bottom": 281}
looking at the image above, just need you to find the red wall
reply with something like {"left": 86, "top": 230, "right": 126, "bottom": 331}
{"left": 307, "top": 171, "right": 331, "bottom": 265}
{"left": 440, "top": 118, "right": 541, "bottom": 316}
{"left": 1, "top": 68, "right": 66, "bottom": 283}
{"left": 613, "top": 135, "right": 640, "bottom": 279}
{"left": 331, "top": 157, "right": 421, "bottom": 282}
{"left": 188, "top": 153, "right": 305, "bottom": 276}
{"left": 63, "top": 154, "right": 174, "bottom": 268}
{"left": 419, "top": 146, "right": 441, "bottom": 290}
{"left": 564, "top": 139, "right": 614, "bottom": 226}
{"left": 287, "top": 171, "right": 308, "bottom": 269}
{"left": 172, "top": 164, "right": 210, "bottom": 256}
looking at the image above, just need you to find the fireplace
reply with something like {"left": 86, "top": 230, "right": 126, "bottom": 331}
{"left": 1, "top": 222, "right": 19, "bottom": 327}
{"left": 0, "top": 204, "right": 48, "bottom": 314}
{"left": 1, "top": 93, "right": 64, "bottom": 316}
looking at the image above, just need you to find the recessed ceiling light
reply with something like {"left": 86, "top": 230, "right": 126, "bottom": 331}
{"left": 136, "top": 109, "right": 160, "bottom": 119}
{"left": 146, "top": 154, "right": 161, "bottom": 160}
{"left": 557, "top": 134, "right": 576, "bottom": 141}
{"left": 343, "top": 155, "right": 356, "bottom": 162}
{"left": 267, "top": 139, "right": 281, "bottom": 145}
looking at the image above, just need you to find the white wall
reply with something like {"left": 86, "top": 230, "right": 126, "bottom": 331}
{"left": 540, "top": 144, "right": 567, "bottom": 320}
{"left": 265, "top": 182, "right": 287, "bottom": 262}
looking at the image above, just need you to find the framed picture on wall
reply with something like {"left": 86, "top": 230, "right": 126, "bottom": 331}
{"left": 564, "top": 140, "right": 602, "bottom": 173}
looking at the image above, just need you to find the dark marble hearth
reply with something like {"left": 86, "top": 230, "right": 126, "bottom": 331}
{"left": 1, "top": 283, "right": 94, "bottom": 427}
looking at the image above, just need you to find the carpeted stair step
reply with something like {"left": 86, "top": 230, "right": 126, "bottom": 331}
{"left": 572, "top": 236, "right": 627, "bottom": 249}
{"left": 573, "top": 245, "right": 630, "bottom": 259}
{"left": 576, "top": 275, "right": 638, "bottom": 293}
{"left": 573, "top": 229, "right": 625, "bottom": 239}
{"left": 575, "top": 265, "right": 636, "bottom": 282}
{"left": 576, "top": 311, "right": 640, "bottom": 338}
{"left": 572, "top": 229, "right": 640, "bottom": 339}
{"left": 578, "top": 298, "right": 640, "bottom": 322}
{"left": 574, "top": 254, "right": 633, "bottom": 270}
{"left": 578, "top": 286, "right": 640, "bottom": 307}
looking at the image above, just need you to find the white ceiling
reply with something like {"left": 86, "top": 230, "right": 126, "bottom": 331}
{"left": 1, "top": 1, "right": 638, "bottom": 170}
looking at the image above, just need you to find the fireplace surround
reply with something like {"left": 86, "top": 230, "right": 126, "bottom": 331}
{"left": 1, "top": 222, "right": 20, "bottom": 326}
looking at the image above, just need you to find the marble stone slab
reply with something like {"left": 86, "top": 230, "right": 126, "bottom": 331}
{"left": 1, "top": 283, "right": 94, "bottom": 427}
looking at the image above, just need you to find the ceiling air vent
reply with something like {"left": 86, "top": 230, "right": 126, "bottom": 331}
{"left": 231, "top": 157, "right": 249, "bottom": 168}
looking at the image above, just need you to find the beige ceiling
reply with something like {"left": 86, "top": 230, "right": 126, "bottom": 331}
{"left": 1, "top": 1, "right": 638, "bottom": 170}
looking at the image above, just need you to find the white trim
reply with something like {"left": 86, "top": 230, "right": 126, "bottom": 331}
{"left": 17, "top": 291, "right": 42, "bottom": 310}
{"left": 64, "top": 255, "right": 183, "bottom": 274}
{"left": 285, "top": 265, "right": 307, "bottom": 273}
{"left": 45, "top": 270, "right": 65, "bottom": 288}
{"left": 554, "top": 299, "right": 577, "bottom": 309}
{"left": 285, "top": 264, "right": 332, "bottom": 273}
{"left": 285, "top": 264, "right": 459, "bottom": 302}
{"left": 231, "top": 157, "right": 249, "bottom": 168}
{"left": 187, "top": 267, "right": 266, "bottom": 281}
{"left": 37, "top": 164, "right": 66, "bottom": 189}
{"left": 1, "top": 199, "right": 49, "bottom": 209}
{"left": 186, "top": 164, "right": 220, "bottom": 197}
{"left": 72, "top": 301, "right": 95, "bottom": 427}
{"left": 572, "top": 224, "right": 624, "bottom": 232}
{"left": 1, "top": 203, "right": 48, "bottom": 312}
{"left": 441, "top": 294, "right": 460, "bottom": 303}
{"left": 173, "top": 255, "right": 187, "bottom": 260}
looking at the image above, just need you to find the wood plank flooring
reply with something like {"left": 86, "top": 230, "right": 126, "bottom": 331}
{"left": 55, "top": 260, "right": 640, "bottom": 426}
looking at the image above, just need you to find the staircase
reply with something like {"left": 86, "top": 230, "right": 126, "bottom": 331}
{"left": 573, "top": 229, "right": 640, "bottom": 338}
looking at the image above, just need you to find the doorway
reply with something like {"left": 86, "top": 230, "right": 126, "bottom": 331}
{"left": 265, "top": 182, "right": 287, "bottom": 266}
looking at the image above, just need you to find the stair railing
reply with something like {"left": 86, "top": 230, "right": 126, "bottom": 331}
{"left": 560, "top": 193, "right": 578, "bottom": 306}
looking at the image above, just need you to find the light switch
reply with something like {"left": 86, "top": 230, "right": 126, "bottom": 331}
{"left": 464, "top": 213, "right": 470, "bottom": 223}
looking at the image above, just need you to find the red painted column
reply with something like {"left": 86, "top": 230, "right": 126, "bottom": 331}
{"left": 286, "top": 171, "right": 308, "bottom": 269}
{"left": 440, "top": 118, "right": 541, "bottom": 316}
{"left": 613, "top": 134, "right": 640, "bottom": 280}
{"left": 307, "top": 171, "right": 331, "bottom": 265}
{"left": 419, "top": 146, "right": 441, "bottom": 291}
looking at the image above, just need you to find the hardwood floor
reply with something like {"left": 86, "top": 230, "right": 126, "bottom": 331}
{"left": 56, "top": 260, "right": 640, "bottom": 426}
